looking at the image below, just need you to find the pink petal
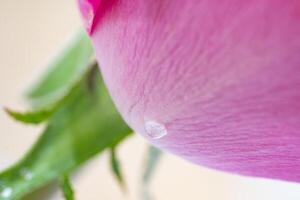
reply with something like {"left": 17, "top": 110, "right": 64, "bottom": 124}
{"left": 79, "top": 0, "right": 300, "bottom": 182}
{"left": 77, "top": 0, "right": 116, "bottom": 34}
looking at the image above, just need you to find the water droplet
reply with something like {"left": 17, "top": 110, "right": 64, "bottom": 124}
{"left": 20, "top": 168, "right": 33, "bottom": 180}
{"left": 0, "top": 187, "right": 12, "bottom": 198}
{"left": 145, "top": 121, "right": 168, "bottom": 139}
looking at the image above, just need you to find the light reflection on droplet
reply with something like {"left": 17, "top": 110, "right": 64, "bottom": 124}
{"left": 0, "top": 187, "right": 12, "bottom": 198}
{"left": 20, "top": 168, "right": 33, "bottom": 180}
{"left": 144, "top": 121, "right": 168, "bottom": 139}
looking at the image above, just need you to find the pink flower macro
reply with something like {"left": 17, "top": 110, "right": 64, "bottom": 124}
{"left": 78, "top": 0, "right": 300, "bottom": 182}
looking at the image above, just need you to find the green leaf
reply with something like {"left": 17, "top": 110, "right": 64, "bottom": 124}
{"left": 141, "top": 146, "right": 162, "bottom": 200}
{"left": 5, "top": 107, "right": 55, "bottom": 124}
{"left": 110, "top": 148, "right": 126, "bottom": 192}
{"left": 26, "top": 28, "right": 94, "bottom": 109}
{"left": 142, "top": 146, "right": 162, "bottom": 185}
{"left": 60, "top": 176, "right": 75, "bottom": 200}
{"left": 0, "top": 66, "right": 132, "bottom": 200}
{"left": 4, "top": 62, "right": 95, "bottom": 125}
{"left": 4, "top": 29, "right": 94, "bottom": 125}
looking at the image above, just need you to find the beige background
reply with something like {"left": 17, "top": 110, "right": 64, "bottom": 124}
{"left": 1, "top": 1, "right": 300, "bottom": 199}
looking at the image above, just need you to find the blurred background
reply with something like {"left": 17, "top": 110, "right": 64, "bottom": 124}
{"left": 1, "top": 1, "right": 300, "bottom": 199}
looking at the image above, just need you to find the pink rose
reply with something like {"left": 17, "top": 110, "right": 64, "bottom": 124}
{"left": 78, "top": 0, "right": 300, "bottom": 182}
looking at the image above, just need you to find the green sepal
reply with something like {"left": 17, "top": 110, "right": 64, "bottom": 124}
{"left": 26, "top": 29, "right": 94, "bottom": 110}
{"left": 59, "top": 175, "right": 75, "bottom": 200}
{"left": 140, "top": 146, "right": 162, "bottom": 200}
{"left": 5, "top": 107, "right": 55, "bottom": 125}
{"left": 110, "top": 148, "right": 126, "bottom": 192}
{"left": 0, "top": 66, "right": 132, "bottom": 200}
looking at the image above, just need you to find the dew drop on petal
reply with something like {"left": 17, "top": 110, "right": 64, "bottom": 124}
{"left": 145, "top": 121, "right": 168, "bottom": 139}
{"left": 0, "top": 187, "right": 12, "bottom": 198}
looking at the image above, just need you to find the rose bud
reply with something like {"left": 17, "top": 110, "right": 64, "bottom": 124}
{"left": 78, "top": 0, "right": 300, "bottom": 182}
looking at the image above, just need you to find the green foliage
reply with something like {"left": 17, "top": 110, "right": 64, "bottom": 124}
{"left": 5, "top": 29, "right": 94, "bottom": 126}
{"left": 60, "top": 176, "right": 75, "bottom": 200}
{"left": 0, "top": 64, "right": 132, "bottom": 200}
{"left": 141, "top": 146, "right": 162, "bottom": 200}
{"left": 142, "top": 146, "right": 162, "bottom": 184}
{"left": 0, "top": 30, "right": 132, "bottom": 200}
{"left": 26, "top": 29, "right": 94, "bottom": 109}
{"left": 5, "top": 107, "right": 55, "bottom": 124}
{"left": 110, "top": 148, "right": 126, "bottom": 192}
